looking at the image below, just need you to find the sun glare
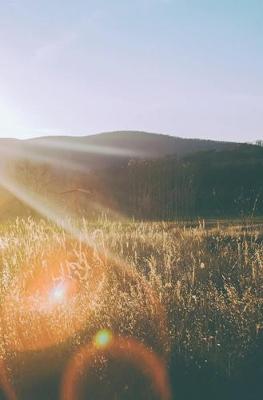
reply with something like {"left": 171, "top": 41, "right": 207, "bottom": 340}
{"left": 49, "top": 282, "right": 67, "bottom": 304}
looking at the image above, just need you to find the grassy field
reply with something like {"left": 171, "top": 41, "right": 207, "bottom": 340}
{"left": 0, "top": 218, "right": 262, "bottom": 399}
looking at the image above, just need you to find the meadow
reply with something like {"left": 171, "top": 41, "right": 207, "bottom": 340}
{"left": 0, "top": 217, "right": 262, "bottom": 399}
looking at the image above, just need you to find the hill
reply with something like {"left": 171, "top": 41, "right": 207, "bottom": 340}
{"left": 0, "top": 131, "right": 241, "bottom": 171}
{"left": 0, "top": 131, "right": 262, "bottom": 220}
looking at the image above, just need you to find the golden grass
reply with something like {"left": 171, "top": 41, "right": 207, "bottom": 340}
{"left": 0, "top": 218, "right": 262, "bottom": 397}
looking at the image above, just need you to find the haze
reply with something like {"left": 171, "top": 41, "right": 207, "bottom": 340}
{"left": 0, "top": 0, "right": 262, "bottom": 142}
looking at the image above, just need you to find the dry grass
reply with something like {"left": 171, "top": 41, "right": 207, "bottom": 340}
{"left": 0, "top": 218, "right": 262, "bottom": 399}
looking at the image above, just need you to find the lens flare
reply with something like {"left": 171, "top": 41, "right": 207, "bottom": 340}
{"left": 61, "top": 335, "right": 172, "bottom": 400}
{"left": 93, "top": 329, "right": 113, "bottom": 349}
{"left": 49, "top": 282, "right": 67, "bottom": 304}
{"left": 1, "top": 245, "right": 107, "bottom": 354}
{"left": 0, "top": 137, "right": 174, "bottom": 400}
{"left": 0, "top": 170, "right": 170, "bottom": 396}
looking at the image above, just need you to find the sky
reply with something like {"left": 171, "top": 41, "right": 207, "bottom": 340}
{"left": 0, "top": 0, "right": 262, "bottom": 142}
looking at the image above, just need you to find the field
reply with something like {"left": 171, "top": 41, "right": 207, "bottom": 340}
{"left": 0, "top": 218, "right": 262, "bottom": 400}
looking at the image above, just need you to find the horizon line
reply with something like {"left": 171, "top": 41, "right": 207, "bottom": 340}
{"left": 0, "top": 129, "right": 252, "bottom": 144}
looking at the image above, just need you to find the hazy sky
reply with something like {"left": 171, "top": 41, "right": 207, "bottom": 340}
{"left": 0, "top": 0, "right": 262, "bottom": 141}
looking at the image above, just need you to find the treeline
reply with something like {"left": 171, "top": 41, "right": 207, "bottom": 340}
{"left": 2, "top": 144, "right": 263, "bottom": 220}
{"left": 97, "top": 145, "right": 263, "bottom": 219}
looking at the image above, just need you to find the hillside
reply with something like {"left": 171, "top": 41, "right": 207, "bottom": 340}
{"left": 0, "top": 131, "right": 262, "bottom": 220}
{"left": 0, "top": 131, "right": 241, "bottom": 171}
{"left": 53, "top": 131, "right": 239, "bottom": 158}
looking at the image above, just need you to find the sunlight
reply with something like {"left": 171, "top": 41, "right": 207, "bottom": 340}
{"left": 1, "top": 244, "right": 105, "bottom": 353}
{"left": 0, "top": 169, "right": 167, "bottom": 355}
{"left": 49, "top": 282, "right": 67, "bottom": 305}
{"left": 0, "top": 171, "right": 95, "bottom": 246}
{"left": 0, "top": 169, "right": 135, "bottom": 267}
{"left": 0, "top": 98, "right": 30, "bottom": 139}
{"left": 0, "top": 101, "right": 20, "bottom": 135}
{"left": 31, "top": 137, "right": 142, "bottom": 158}
{"left": 0, "top": 142, "right": 89, "bottom": 174}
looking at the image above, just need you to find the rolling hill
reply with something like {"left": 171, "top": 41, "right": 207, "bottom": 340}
{"left": 0, "top": 131, "right": 242, "bottom": 171}
{"left": 0, "top": 131, "right": 262, "bottom": 220}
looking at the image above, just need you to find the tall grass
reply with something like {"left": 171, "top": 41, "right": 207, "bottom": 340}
{"left": 0, "top": 218, "right": 262, "bottom": 399}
